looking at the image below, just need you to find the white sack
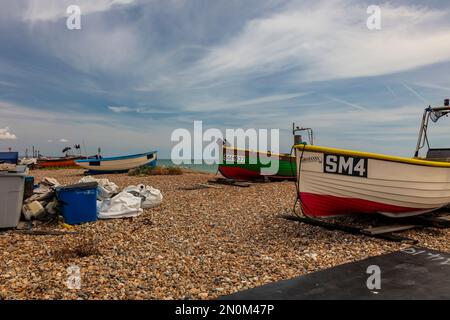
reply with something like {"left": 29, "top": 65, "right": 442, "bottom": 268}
{"left": 79, "top": 176, "right": 119, "bottom": 200}
{"left": 123, "top": 184, "right": 163, "bottom": 209}
{"left": 97, "top": 192, "right": 143, "bottom": 219}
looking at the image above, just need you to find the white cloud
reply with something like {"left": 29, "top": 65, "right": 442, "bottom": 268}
{"left": 0, "top": 127, "right": 17, "bottom": 140}
{"left": 45, "top": 25, "right": 144, "bottom": 74}
{"left": 185, "top": 1, "right": 450, "bottom": 85}
{"left": 22, "top": 0, "right": 136, "bottom": 22}
{"left": 108, "top": 106, "right": 134, "bottom": 113}
{"left": 401, "top": 82, "right": 428, "bottom": 104}
{"left": 324, "top": 96, "right": 367, "bottom": 111}
{"left": 0, "top": 101, "right": 177, "bottom": 157}
{"left": 59, "top": 138, "right": 69, "bottom": 143}
{"left": 0, "top": 81, "right": 16, "bottom": 87}
{"left": 187, "top": 92, "right": 309, "bottom": 112}
{"left": 107, "top": 106, "right": 174, "bottom": 114}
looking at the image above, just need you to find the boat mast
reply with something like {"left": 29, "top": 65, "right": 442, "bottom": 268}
{"left": 414, "top": 107, "right": 430, "bottom": 158}
{"left": 414, "top": 99, "right": 450, "bottom": 158}
{"left": 292, "top": 123, "right": 314, "bottom": 145}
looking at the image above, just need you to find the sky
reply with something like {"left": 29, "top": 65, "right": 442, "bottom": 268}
{"left": 1, "top": 0, "right": 450, "bottom": 158}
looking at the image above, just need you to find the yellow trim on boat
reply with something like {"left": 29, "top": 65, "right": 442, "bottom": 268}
{"left": 294, "top": 144, "right": 450, "bottom": 168}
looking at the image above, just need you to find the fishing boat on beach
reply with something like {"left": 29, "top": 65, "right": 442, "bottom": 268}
{"left": 36, "top": 145, "right": 86, "bottom": 168}
{"left": 218, "top": 146, "right": 296, "bottom": 181}
{"left": 37, "top": 156, "right": 85, "bottom": 168}
{"left": 218, "top": 125, "right": 313, "bottom": 181}
{"left": 75, "top": 150, "right": 157, "bottom": 174}
{"left": 295, "top": 144, "right": 450, "bottom": 218}
{"left": 294, "top": 100, "right": 450, "bottom": 218}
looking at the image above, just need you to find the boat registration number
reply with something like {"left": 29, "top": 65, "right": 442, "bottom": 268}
{"left": 323, "top": 154, "right": 368, "bottom": 177}
{"left": 225, "top": 154, "right": 246, "bottom": 164}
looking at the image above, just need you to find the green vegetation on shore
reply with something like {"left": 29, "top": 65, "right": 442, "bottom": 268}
{"left": 128, "top": 166, "right": 183, "bottom": 176}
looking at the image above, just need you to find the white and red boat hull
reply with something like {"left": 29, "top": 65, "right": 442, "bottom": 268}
{"left": 295, "top": 145, "right": 450, "bottom": 218}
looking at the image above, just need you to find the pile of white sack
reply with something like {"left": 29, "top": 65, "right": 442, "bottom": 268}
{"left": 79, "top": 176, "right": 163, "bottom": 220}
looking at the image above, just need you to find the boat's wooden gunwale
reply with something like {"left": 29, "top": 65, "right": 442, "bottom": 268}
{"left": 295, "top": 144, "right": 450, "bottom": 168}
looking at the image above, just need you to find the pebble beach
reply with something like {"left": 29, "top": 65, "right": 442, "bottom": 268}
{"left": 1, "top": 168, "right": 450, "bottom": 300}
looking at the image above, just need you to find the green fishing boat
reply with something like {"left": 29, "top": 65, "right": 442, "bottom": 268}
{"left": 218, "top": 124, "right": 313, "bottom": 182}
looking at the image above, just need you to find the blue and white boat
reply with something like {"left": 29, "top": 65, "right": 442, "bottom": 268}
{"left": 75, "top": 151, "right": 157, "bottom": 174}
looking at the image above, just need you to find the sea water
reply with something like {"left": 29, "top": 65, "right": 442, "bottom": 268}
{"left": 157, "top": 159, "right": 218, "bottom": 174}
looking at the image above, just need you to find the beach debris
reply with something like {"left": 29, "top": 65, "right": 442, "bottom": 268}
{"left": 0, "top": 163, "right": 16, "bottom": 171}
{"left": 45, "top": 199, "right": 59, "bottom": 215}
{"left": 123, "top": 184, "right": 163, "bottom": 209}
{"left": 79, "top": 176, "right": 119, "bottom": 200}
{"left": 305, "top": 252, "right": 318, "bottom": 261}
{"left": 59, "top": 220, "right": 75, "bottom": 230}
{"left": 19, "top": 158, "right": 37, "bottom": 167}
{"left": 22, "top": 201, "right": 45, "bottom": 221}
{"left": 97, "top": 192, "right": 143, "bottom": 219}
{"left": 25, "top": 186, "right": 53, "bottom": 203}
{"left": 24, "top": 177, "right": 61, "bottom": 204}
{"left": 41, "top": 177, "right": 60, "bottom": 188}
{"left": 208, "top": 178, "right": 251, "bottom": 187}
{"left": 16, "top": 221, "right": 33, "bottom": 230}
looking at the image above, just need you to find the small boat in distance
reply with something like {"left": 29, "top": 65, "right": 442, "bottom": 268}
{"left": 294, "top": 143, "right": 450, "bottom": 218}
{"left": 75, "top": 151, "right": 157, "bottom": 174}
{"left": 38, "top": 156, "right": 85, "bottom": 168}
{"left": 37, "top": 144, "right": 86, "bottom": 168}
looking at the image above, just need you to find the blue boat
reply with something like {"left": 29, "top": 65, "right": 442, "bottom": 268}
{"left": 75, "top": 151, "right": 157, "bottom": 174}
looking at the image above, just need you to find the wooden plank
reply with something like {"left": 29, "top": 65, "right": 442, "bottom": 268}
{"left": 196, "top": 183, "right": 221, "bottom": 189}
{"left": 409, "top": 214, "right": 450, "bottom": 228}
{"left": 280, "top": 215, "right": 417, "bottom": 243}
{"left": 362, "top": 225, "right": 417, "bottom": 235}
{"left": 208, "top": 178, "right": 251, "bottom": 187}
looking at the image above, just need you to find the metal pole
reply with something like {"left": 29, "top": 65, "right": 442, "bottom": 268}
{"left": 414, "top": 108, "right": 429, "bottom": 158}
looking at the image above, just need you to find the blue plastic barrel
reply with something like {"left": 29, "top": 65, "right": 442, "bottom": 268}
{"left": 56, "top": 182, "right": 98, "bottom": 225}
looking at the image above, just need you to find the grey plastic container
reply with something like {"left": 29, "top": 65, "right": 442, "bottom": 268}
{"left": 0, "top": 165, "right": 28, "bottom": 228}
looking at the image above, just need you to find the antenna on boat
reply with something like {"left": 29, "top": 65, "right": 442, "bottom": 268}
{"left": 82, "top": 138, "right": 88, "bottom": 157}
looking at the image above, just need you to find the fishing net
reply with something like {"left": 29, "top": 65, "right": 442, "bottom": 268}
{"left": 430, "top": 110, "right": 448, "bottom": 122}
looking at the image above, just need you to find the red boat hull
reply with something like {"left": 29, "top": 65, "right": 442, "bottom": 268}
{"left": 300, "top": 192, "right": 425, "bottom": 217}
{"left": 219, "top": 166, "right": 263, "bottom": 181}
{"left": 38, "top": 157, "right": 85, "bottom": 168}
